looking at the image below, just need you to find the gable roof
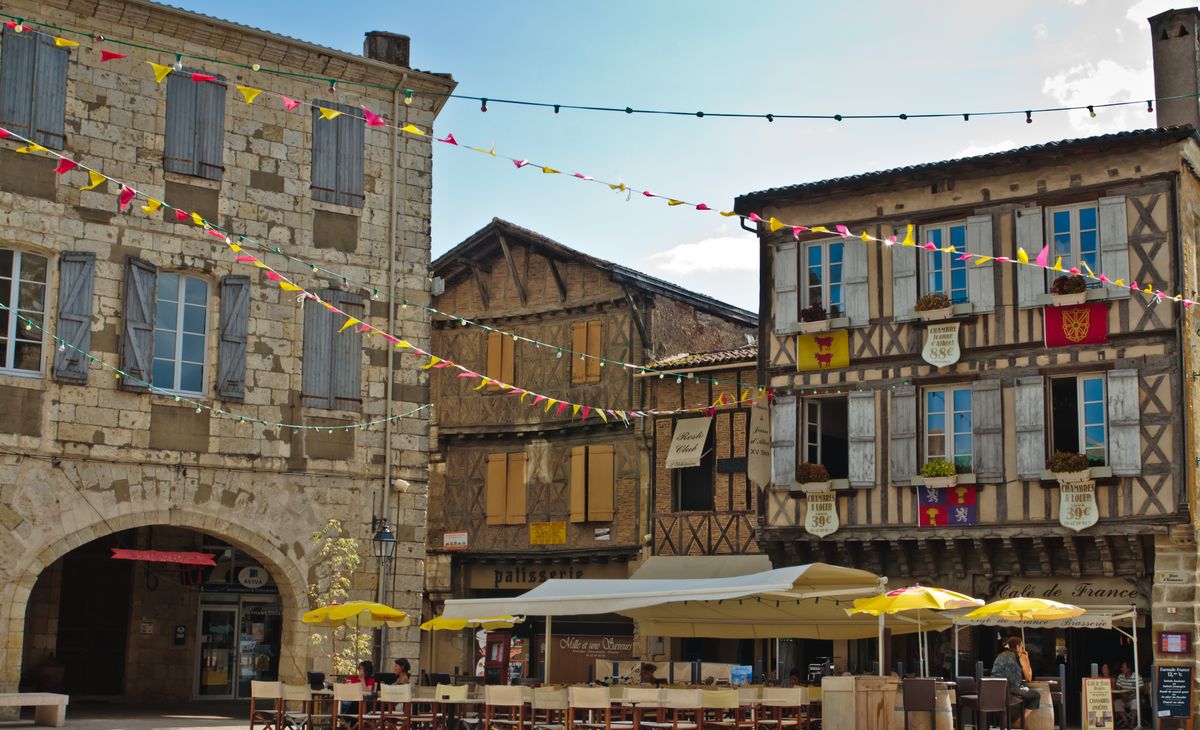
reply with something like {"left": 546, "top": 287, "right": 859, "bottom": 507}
{"left": 646, "top": 345, "right": 758, "bottom": 371}
{"left": 432, "top": 218, "right": 757, "bottom": 327}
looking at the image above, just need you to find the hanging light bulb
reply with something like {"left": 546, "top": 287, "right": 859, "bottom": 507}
{"left": 1087, "top": 105, "right": 1096, "bottom": 118}
{"left": 58, "top": 343, "right": 65, "bottom": 352}
{"left": 556, "top": 349, "right": 563, "bottom": 359}
{"left": 404, "top": 91, "right": 414, "bottom": 106}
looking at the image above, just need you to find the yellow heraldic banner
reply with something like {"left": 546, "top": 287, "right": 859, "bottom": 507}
{"left": 795, "top": 330, "right": 849, "bottom": 372}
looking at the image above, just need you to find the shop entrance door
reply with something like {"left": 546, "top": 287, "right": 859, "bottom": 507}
{"left": 197, "top": 606, "right": 238, "bottom": 698}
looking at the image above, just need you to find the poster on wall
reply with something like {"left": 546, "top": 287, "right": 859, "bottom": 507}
{"left": 1059, "top": 481, "right": 1099, "bottom": 532}
{"left": 747, "top": 402, "right": 772, "bottom": 487}
{"left": 921, "top": 322, "right": 961, "bottom": 367}
{"left": 1082, "top": 677, "right": 1115, "bottom": 729}
{"left": 804, "top": 489, "right": 838, "bottom": 537}
{"left": 665, "top": 417, "right": 713, "bottom": 469}
{"left": 796, "top": 330, "right": 849, "bottom": 372}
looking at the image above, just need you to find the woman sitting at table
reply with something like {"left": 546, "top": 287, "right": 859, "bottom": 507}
{"left": 393, "top": 657, "right": 412, "bottom": 685}
{"left": 992, "top": 637, "right": 1039, "bottom": 727}
{"left": 339, "top": 660, "right": 377, "bottom": 715}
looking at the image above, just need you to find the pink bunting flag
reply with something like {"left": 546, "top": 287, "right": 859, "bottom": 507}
{"left": 356, "top": 323, "right": 371, "bottom": 333}
{"left": 642, "top": 190, "right": 655, "bottom": 198}
{"left": 381, "top": 334, "right": 400, "bottom": 344}
{"left": 923, "top": 242, "right": 937, "bottom": 250}
{"left": 54, "top": 158, "right": 78, "bottom": 175}
{"left": 280, "top": 96, "right": 300, "bottom": 110}
{"left": 748, "top": 212, "right": 762, "bottom": 222}
{"left": 175, "top": 209, "right": 190, "bottom": 222}
{"left": 100, "top": 50, "right": 125, "bottom": 62}
{"left": 362, "top": 107, "right": 387, "bottom": 127}
{"left": 206, "top": 228, "right": 227, "bottom": 239}
{"left": 513, "top": 159, "right": 529, "bottom": 168}
{"left": 532, "top": 395, "right": 546, "bottom": 405}
{"left": 0, "top": 128, "right": 10, "bottom": 139}
{"left": 574, "top": 173, "right": 593, "bottom": 180}
{"left": 555, "top": 402, "right": 569, "bottom": 415}
{"left": 235, "top": 255, "right": 256, "bottom": 263}
{"left": 996, "top": 256, "right": 1010, "bottom": 263}
{"left": 265, "top": 271, "right": 283, "bottom": 281}
{"left": 957, "top": 253, "right": 973, "bottom": 261}
{"left": 1034, "top": 245, "right": 1049, "bottom": 268}
{"left": 118, "top": 185, "right": 135, "bottom": 211}
{"left": 696, "top": 203, "right": 711, "bottom": 211}
{"left": 580, "top": 406, "right": 591, "bottom": 420}
{"left": 191, "top": 73, "right": 216, "bottom": 83}
{"left": 457, "top": 371, "right": 479, "bottom": 378}
{"left": 1099, "top": 275, "right": 1110, "bottom": 283}
{"left": 1068, "top": 267, "right": 1080, "bottom": 275}
{"left": 438, "top": 133, "right": 457, "bottom": 145}
{"left": 835, "top": 224, "right": 852, "bottom": 237}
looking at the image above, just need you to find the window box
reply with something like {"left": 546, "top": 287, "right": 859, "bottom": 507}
{"left": 1039, "top": 466, "right": 1112, "bottom": 483}
{"left": 911, "top": 473, "right": 977, "bottom": 488}
{"left": 798, "top": 319, "right": 830, "bottom": 334}
{"left": 782, "top": 317, "right": 849, "bottom": 335}
{"left": 1048, "top": 291, "right": 1087, "bottom": 306}
{"left": 788, "top": 478, "right": 850, "bottom": 495}
{"left": 1038, "top": 284, "right": 1112, "bottom": 308}
{"left": 917, "top": 306, "right": 954, "bottom": 322}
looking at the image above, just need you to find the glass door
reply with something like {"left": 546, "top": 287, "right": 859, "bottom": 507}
{"left": 197, "top": 606, "right": 238, "bottom": 698}
{"left": 237, "top": 602, "right": 282, "bottom": 698}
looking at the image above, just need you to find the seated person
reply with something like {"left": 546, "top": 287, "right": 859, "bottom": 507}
{"left": 781, "top": 668, "right": 802, "bottom": 687}
{"left": 1113, "top": 661, "right": 1143, "bottom": 729}
{"left": 393, "top": 657, "right": 412, "bottom": 685}
{"left": 640, "top": 662, "right": 660, "bottom": 685}
{"left": 992, "top": 637, "right": 1039, "bottom": 727}
{"left": 338, "top": 660, "right": 376, "bottom": 715}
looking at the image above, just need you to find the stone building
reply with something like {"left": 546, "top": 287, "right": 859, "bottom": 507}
{"left": 423, "top": 218, "right": 755, "bottom": 683}
{"left": 0, "top": 0, "right": 453, "bottom": 703}
{"left": 735, "top": 10, "right": 1200, "bottom": 719}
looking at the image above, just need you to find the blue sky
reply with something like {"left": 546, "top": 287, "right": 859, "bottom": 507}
{"left": 183, "top": 0, "right": 1171, "bottom": 311}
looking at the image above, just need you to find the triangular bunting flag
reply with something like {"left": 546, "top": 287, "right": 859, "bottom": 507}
{"left": 438, "top": 133, "right": 457, "bottom": 145}
{"left": 191, "top": 73, "right": 216, "bottom": 83}
{"left": 16, "top": 144, "right": 45, "bottom": 154}
{"left": 580, "top": 406, "right": 591, "bottom": 420}
{"left": 81, "top": 170, "right": 106, "bottom": 190}
{"left": 421, "top": 356, "right": 442, "bottom": 369}
{"left": 719, "top": 211, "right": 737, "bottom": 217}
{"left": 265, "top": 271, "right": 283, "bottom": 281}
{"left": 148, "top": 62, "right": 173, "bottom": 84}
{"left": 974, "top": 256, "right": 992, "bottom": 266}
{"left": 1035, "top": 245, "right": 1049, "bottom": 268}
{"left": 1017, "top": 247, "right": 1029, "bottom": 264}
{"left": 279, "top": 282, "right": 302, "bottom": 292}
{"left": 191, "top": 212, "right": 205, "bottom": 226}
{"left": 53, "top": 37, "right": 80, "bottom": 47}
{"left": 54, "top": 158, "right": 78, "bottom": 175}
{"left": 317, "top": 107, "right": 342, "bottom": 120}
{"left": 541, "top": 167, "right": 559, "bottom": 174}
{"left": 597, "top": 410, "right": 608, "bottom": 423}
{"left": 696, "top": 203, "right": 711, "bottom": 210}
{"left": 236, "top": 86, "right": 262, "bottom": 104}
{"left": 118, "top": 185, "right": 136, "bottom": 211}
{"left": 362, "top": 107, "right": 387, "bottom": 127}
{"left": 544, "top": 398, "right": 557, "bottom": 413}
{"left": 140, "top": 198, "right": 162, "bottom": 215}
{"left": 396, "top": 340, "right": 411, "bottom": 349}
{"left": 0, "top": 128, "right": 9, "bottom": 139}
{"left": 474, "top": 378, "right": 490, "bottom": 391}
{"left": 399, "top": 124, "right": 425, "bottom": 136}
{"left": 667, "top": 199, "right": 685, "bottom": 206}
{"left": 768, "top": 217, "right": 785, "bottom": 232}
{"left": 1052, "top": 257, "right": 1064, "bottom": 272}
{"left": 100, "top": 50, "right": 125, "bottom": 62}
{"left": 572, "top": 404, "right": 581, "bottom": 416}
{"left": 174, "top": 209, "right": 190, "bottom": 222}
{"left": 280, "top": 96, "right": 300, "bottom": 110}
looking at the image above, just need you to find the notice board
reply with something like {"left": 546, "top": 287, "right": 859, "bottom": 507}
{"left": 1155, "top": 664, "right": 1193, "bottom": 721}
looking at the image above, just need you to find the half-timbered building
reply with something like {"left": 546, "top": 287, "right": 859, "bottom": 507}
{"left": 423, "top": 218, "right": 755, "bottom": 681}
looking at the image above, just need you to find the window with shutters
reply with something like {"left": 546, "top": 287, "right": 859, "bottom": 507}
{"left": 570, "top": 320, "right": 601, "bottom": 384}
{"left": 570, "top": 444, "right": 615, "bottom": 522}
{"left": 919, "top": 222, "right": 969, "bottom": 303}
{"left": 1050, "top": 374, "right": 1107, "bottom": 465}
{"left": 1045, "top": 204, "right": 1101, "bottom": 288}
{"left": 164, "top": 70, "right": 226, "bottom": 179}
{"left": 0, "top": 31, "right": 68, "bottom": 149}
{"left": 301, "top": 289, "right": 364, "bottom": 410}
{"left": 485, "top": 331, "right": 515, "bottom": 389}
{"left": 800, "top": 397, "right": 849, "bottom": 479}
{"left": 486, "top": 451, "right": 527, "bottom": 526}
{"left": 152, "top": 273, "right": 208, "bottom": 394}
{"left": 802, "top": 240, "right": 844, "bottom": 317}
{"left": 673, "top": 426, "right": 715, "bottom": 511}
{"left": 311, "top": 101, "right": 365, "bottom": 208}
{"left": 0, "top": 248, "right": 47, "bottom": 374}
{"left": 924, "top": 386, "right": 972, "bottom": 472}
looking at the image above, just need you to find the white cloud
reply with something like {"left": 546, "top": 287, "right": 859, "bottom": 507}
{"left": 1042, "top": 59, "right": 1153, "bottom": 132}
{"left": 1065, "top": 0, "right": 1087, "bottom": 5}
{"left": 957, "top": 140, "right": 1019, "bottom": 157}
{"left": 1126, "top": 0, "right": 1180, "bottom": 28}
{"left": 1033, "top": 22, "right": 1049, "bottom": 40}
{"left": 641, "top": 236, "right": 759, "bottom": 310}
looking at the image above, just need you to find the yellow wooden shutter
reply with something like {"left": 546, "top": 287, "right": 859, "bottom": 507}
{"left": 569, "top": 446, "right": 587, "bottom": 523}
{"left": 571, "top": 322, "right": 587, "bottom": 383}
{"left": 501, "top": 334, "right": 515, "bottom": 385}
{"left": 587, "top": 444, "right": 615, "bottom": 522}
{"left": 586, "top": 320, "right": 602, "bottom": 382}
{"left": 485, "top": 331, "right": 502, "bottom": 389}
{"left": 485, "top": 452, "right": 507, "bottom": 525}
{"left": 505, "top": 452, "right": 527, "bottom": 525}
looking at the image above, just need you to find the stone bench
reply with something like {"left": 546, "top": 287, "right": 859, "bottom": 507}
{"left": 0, "top": 693, "right": 69, "bottom": 727}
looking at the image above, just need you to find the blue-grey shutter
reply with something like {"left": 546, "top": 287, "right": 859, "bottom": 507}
{"left": 301, "top": 287, "right": 335, "bottom": 408}
{"left": 1098, "top": 196, "right": 1131, "bottom": 299}
{"left": 966, "top": 214, "right": 995, "bottom": 312}
{"left": 195, "top": 75, "right": 226, "bottom": 181}
{"left": 843, "top": 241, "right": 869, "bottom": 326}
{"left": 0, "top": 30, "right": 36, "bottom": 139}
{"left": 891, "top": 225, "right": 917, "bottom": 320}
{"left": 1015, "top": 207, "right": 1045, "bottom": 308}
{"left": 1106, "top": 369, "right": 1141, "bottom": 476}
{"left": 53, "top": 251, "right": 95, "bottom": 384}
{"left": 773, "top": 241, "right": 798, "bottom": 333}
{"left": 335, "top": 103, "right": 365, "bottom": 208}
{"left": 1015, "top": 376, "right": 1046, "bottom": 479}
{"left": 770, "top": 395, "right": 796, "bottom": 488}
{"left": 889, "top": 384, "right": 916, "bottom": 484}
{"left": 331, "top": 291, "right": 364, "bottom": 410}
{"left": 31, "top": 34, "right": 67, "bottom": 149}
{"left": 119, "top": 257, "right": 157, "bottom": 392}
{"left": 848, "top": 391, "right": 877, "bottom": 487}
{"left": 164, "top": 71, "right": 198, "bottom": 175}
{"left": 972, "top": 379, "right": 1003, "bottom": 483}
{"left": 215, "top": 275, "right": 249, "bottom": 401}
{"left": 311, "top": 102, "right": 340, "bottom": 203}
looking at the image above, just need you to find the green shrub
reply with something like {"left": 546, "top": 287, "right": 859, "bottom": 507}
{"left": 1047, "top": 450, "right": 1090, "bottom": 473}
{"left": 920, "top": 458, "right": 957, "bottom": 478}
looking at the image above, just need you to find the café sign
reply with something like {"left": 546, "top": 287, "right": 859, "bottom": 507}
{"left": 989, "top": 577, "right": 1147, "bottom": 609}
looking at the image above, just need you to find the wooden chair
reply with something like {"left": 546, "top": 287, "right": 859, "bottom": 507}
{"left": 568, "top": 686, "right": 619, "bottom": 730}
{"left": 281, "top": 684, "right": 317, "bottom": 729}
{"left": 641, "top": 689, "right": 702, "bottom": 730}
{"left": 531, "top": 686, "right": 569, "bottom": 730}
{"left": 900, "top": 679, "right": 935, "bottom": 730}
{"left": 364, "top": 683, "right": 414, "bottom": 730}
{"left": 334, "top": 682, "right": 367, "bottom": 730}
{"left": 484, "top": 685, "right": 528, "bottom": 730}
{"left": 955, "top": 676, "right": 977, "bottom": 730}
{"left": 699, "top": 688, "right": 753, "bottom": 730}
{"left": 756, "top": 688, "right": 808, "bottom": 730}
{"left": 251, "top": 680, "right": 284, "bottom": 730}
{"left": 975, "top": 678, "right": 1011, "bottom": 730}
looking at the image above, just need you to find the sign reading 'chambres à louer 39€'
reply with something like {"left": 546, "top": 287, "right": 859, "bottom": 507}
{"left": 1059, "top": 480, "right": 1099, "bottom": 532}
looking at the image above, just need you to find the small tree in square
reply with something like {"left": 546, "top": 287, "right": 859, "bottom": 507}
{"left": 307, "top": 518, "right": 372, "bottom": 676}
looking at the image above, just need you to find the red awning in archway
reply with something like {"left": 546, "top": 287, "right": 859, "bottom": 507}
{"left": 111, "top": 548, "right": 217, "bottom": 566}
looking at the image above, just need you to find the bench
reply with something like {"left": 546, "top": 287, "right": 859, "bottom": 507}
{"left": 0, "top": 692, "right": 69, "bottom": 727}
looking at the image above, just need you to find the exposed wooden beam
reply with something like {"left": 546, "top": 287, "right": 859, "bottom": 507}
{"left": 1063, "top": 535, "right": 1082, "bottom": 577}
{"left": 546, "top": 256, "right": 568, "bottom": 302}
{"left": 1034, "top": 537, "right": 1053, "bottom": 576}
{"left": 469, "top": 265, "right": 490, "bottom": 309}
{"left": 945, "top": 538, "right": 966, "bottom": 579}
{"left": 496, "top": 234, "right": 527, "bottom": 306}
{"left": 890, "top": 539, "right": 911, "bottom": 578}
{"left": 622, "top": 289, "right": 651, "bottom": 350}
{"left": 1127, "top": 534, "right": 1147, "bottom": 577}
{"left": 1094, "top": 535, "right": 1115, "bottom": 576}
{"left": 1001, "top": 536, "right": 1017, "bottom": 576}
{"left": 973, "top": 538, "right": 994, "bottom": 578}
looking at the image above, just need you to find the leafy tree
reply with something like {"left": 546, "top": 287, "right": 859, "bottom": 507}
{"left": 307, "top": 518, "right": 372, "bottom": 675}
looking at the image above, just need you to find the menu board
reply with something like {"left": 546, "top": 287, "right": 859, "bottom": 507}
{"left": 1155, "top": 665, "right": 1193, "bottom": 720}
{"left": 1083, "top": 678, "right": 1115, "bottom": 730}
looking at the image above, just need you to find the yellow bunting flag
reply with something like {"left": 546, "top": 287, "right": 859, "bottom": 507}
{"left": 228, "top": 242, "right": 242, "bottom": 252}
{"left": 545, "top": 398, "right": 557, "bottom": 413}
{"left": 1052, "top": 257, "right": 1064, "bottom": 272}
{"left": 861, "top": 232, "right": 873, "bottom": 242}
{"left": 769, "top": 217, "right": 785, "bottom": 233}
{"left": 395, "top": 340, "right": 411, "bottom": 349}
{"left": 667, "top": 199, "right": 685, "bottom": 206}
{"left": 1143, "top": 283, "right": 1153, "bottom": 293}
{"left": 16, "top": 143, "right": 45, "bottom": 153}
{"left": 609, "top": 183, "right": 626, "bottom": 191}
{"left": 53, "top": 37, "right": 80, "bottom": 47}
{"left": 337, "top": 318, "right": 360, "bottom": 333}
{"left": 317, "top": 107, "right": 342, "bottom": 120}
{"left": 901, "top": 225, "right": 915, "bottom": 246}
{"left": 148, "top": 62, "right": 173, "bottom": 84}
{"left": 140, "top": 198, "right": 162, "bottom": 215}
{"left": 572, "top": 404, "right": 581, "bottom": 417}
{"left": 81, "top": 170, "right": 106, "bottom": 190}
{"left": 719, "top": 211, "right": 737, "bottom": 217}
{"left": 597, "top": 410, "right": 609, "bottom": 423}
{"left": 421, "top": 356, "right": 441, "bottom": 369}
{"left": 190, "top": 212, "right": 205, "bottom": 226}
{"left": 1114, "top": 279, "right": 1125, "bottom": 287}
{"left": 1082, "top": 261, "right": 1095, "bottom": 278}
{"left": 1017, "top": 247, "right": 1029, "bottom": 264}
{"left": 399, "top": 124, "right": 425, "bottom": 136}
{"left": 974, "top": 256, "right": 992, "bottom": 266}
{"left": 542, "top": 167, "right": 559, "bottom": 174}
{"left": 279, "top": 282, "right": 302, "bottom": 292}
{"left": 236, "top": 85, "right": 262, "bottom": 104}
{"left": 811, "top": 226, "right": 830, "bottom": 233}
{"left": 474, "top": 378, "right": 490, "bottom": 391}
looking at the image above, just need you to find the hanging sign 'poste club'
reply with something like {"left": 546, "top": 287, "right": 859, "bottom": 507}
{"left": 804, "top": 489, "right": 839, "bottom": 537}
{"left": 1059, "top": 480, "right": 1099, "bottom": 531}
{"left": 922, "top": 322, "right": 961, "bottom": 368}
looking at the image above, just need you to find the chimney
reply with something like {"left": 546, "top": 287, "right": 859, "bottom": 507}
{"left": 363, "top": 31, "right": 410, "bottom": 69}
{"left": 1149, "top": 8, "right": 1200, "bottom": 129}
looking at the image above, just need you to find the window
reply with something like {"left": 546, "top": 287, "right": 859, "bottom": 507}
{"left": 152, "top": 273, "right": 208, "bottom": 394}
{"left": 920, "top": 222, "right": 968, "bottom": 303}
{"left": 0, "top": 249, "right": 47, "bottom": 373}
{"left": 485, "top": 452, "right": 527, "bottom": 525}
{"left": 802, "top": 240, "right": 843, "bottom": 318}
{"left": 164, "top": 70, "right": 226, "bottom": 179}
{"left": 799, "top": 397, "right": 849, "bottom": 479}
{"left": 570, "top": 444, "right": 615, "bottom": 522}
{"left": 1047, "top": 204, "right": 1100, "bottom": 285}
{"left": 301, "top": 288, "right": 364, "bottom": 410}
{"left": 571, "top": 320, "right": 601, "bottom": 384}
{"left": 0, "top": 32, "right": 68, "bottom": 148}
{"left": 1050, "top": 375, "right": 1107, "bottom": 465}
{"left": 311, "top": 101, "right": 365, "bottom": 207}
{"left": 924, "top": 386, "right": 973, "bottom": 472}
{"left": 485, "top": 331, "right": 515, "bottom": 388}
{"left": 674, "top": 424, "right": 715, "bottom": 511}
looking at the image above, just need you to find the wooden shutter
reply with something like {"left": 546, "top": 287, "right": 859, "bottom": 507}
{"left": 569, "top": 446, "right": 587, "bottom": 522}
{"left": 163, "top": 71, "right": 198, "bottom": 175}
{"left": 335, "top": 101, "right": 365, "bottom": 207}
{"left": 195, "top": 76, "right": 226, "bottom": 180}
{"left": 331, "top": 291, "right": 364, "bottom": 411}
{"left": 571, "top": 322, "right": 587, "bottom": 383}
{"left": 891, "top": 226, "right": 917, "bottom": 320}
{"left": 848, "top": 391, "right": 877, "bottom": 487}
{"left": 119, "top": 257, "right": 156, "bottom": 392}
{"left": 485, "top": 453, "right": 508, "bottom": 526}
{"left": 972, "top": 379, "right": 1003, "bottom": 483}
{"left": 773, "top": 241, "right": 798, "bottom": 333}
{"left": 215, "top": 275, "right": 249, "bottom": 401}
{"left": 889, "top": 385, "right": 917, "bottom": 484}
{"left": 0, "top": 31, "right": 36, "bottom": 140}
{"left": 1015, "top": 208, "right": 1044, "bottom": 308}
{"left": 586, "top": 320, "right": 601, "bottom": 382}
{"left": 301, "top": 287, "right": 335, "bottom": 408}
{"left": 1098, "top": 196, "right": 1131, "bottom": 299}
{"left": 501, "top": 333, "right": 515, "bottom": 384}
{"left": 769, "top": 395, "right": 796, "bottom": 487}
{"left": 1015, "top": 376, "right": 1046, "bottom": 479}
{"left": 504, "top": 452, "right": 527, "bottom": 525}
{"left": 486, "top": 331, "right": 502, "bottom": 382}
{"left": 53, "top": 252, "right": 95, "bottom": 384}
{"left": 31, "top": 35, "right": 67, "bottom": 149}
{"left": 843, "top": 240, "right": 869, "bottom": 326}
{"left": 311, "top": 102, "right": 340, "bottom": 203}
{"left": 966, "top": 214, "right": 995, "bottom": 312}
{"left": 1107, "top": 369, "right": 1141, "bottom": 476}
{"left": 587, "top": 444, "right": 615, "bottom": 522}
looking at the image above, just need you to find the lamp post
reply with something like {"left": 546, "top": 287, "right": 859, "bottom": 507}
{"left": 371, "top": 516, "right": 397, "bottom": 665}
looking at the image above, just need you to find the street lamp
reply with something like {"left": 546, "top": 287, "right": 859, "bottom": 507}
{"left": 371, "top": 517, "right": 397, "bottom": 563}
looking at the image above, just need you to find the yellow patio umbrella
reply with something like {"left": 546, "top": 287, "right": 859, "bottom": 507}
{"left": 302, "top": 601, "right": 411, "bottom": 628}
{"left": 420, "top": 615, "right": 524, "bottom": 631}
{"left": 848, "top": 585, "right": 983, "bottom": 676}
{"left": 964, "top": 596, "right": 1085, "bottom": 643}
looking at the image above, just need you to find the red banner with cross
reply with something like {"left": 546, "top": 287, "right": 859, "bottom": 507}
{"left": 1044, "top": 302, "right": 1108, "bottom": 347}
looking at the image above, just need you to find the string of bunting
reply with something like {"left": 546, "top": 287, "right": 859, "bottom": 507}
{"left": 0, "top": 300, "right": 431, "bottom": 432}
{"left": 2, "top": 14, "right": 1195, "bottom": 125}
{"left": 4, "top": 21, "right": 1197, "bottom": 309}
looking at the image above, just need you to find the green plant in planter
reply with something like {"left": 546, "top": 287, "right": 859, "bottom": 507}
{"left": 914, "top": 292, "right": 952, "bottom": 312}
{"left": 920, "top": 458, "right": 957, "bottom": 478}
{"left": 796, "top": 462, "right": 830, "bottom": 483}
{"left": 1050, "top": 274, "right": 1087, "bottom": 295}
{"left": 800, "top": 303, "right": 827, "bottom": 323}
{"left": 1046, "top": 450, "right": 1090, "bottom": 473}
